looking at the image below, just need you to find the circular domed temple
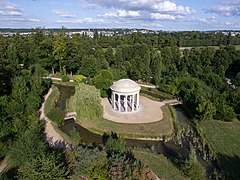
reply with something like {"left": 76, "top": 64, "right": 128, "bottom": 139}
{"left": 110, "top": 79, "right": 141, "bottom": 112}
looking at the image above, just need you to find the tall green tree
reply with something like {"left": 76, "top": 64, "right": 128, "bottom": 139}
{"left": 91, "top": 70, "right": 113, "bottom": 97}
{"left": 18, "top": 153, "right": 68, "bottom": 180}
{"left": 52, "top": 33, "right": 66, "bottom": 72}
{"left": 80, "top": 55, "right": 97, "bottom": 77}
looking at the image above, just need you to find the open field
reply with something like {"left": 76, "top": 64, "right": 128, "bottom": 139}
{"left": 77, "top": 105, "right": 174, "bottom": 139}
{"left": 199, "top": 120, "right": 240, "bottom": 179}
{"left": 180, "top": 45, "right": 240, "bottom": 51}
{"left": 132, "top": 148, "right": 187, "bottom": 180}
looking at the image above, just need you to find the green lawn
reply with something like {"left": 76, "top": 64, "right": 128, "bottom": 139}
{"left": 180, "top": 45, "right": 240, "bottom": 51}
{"left": 77, "top": 105, "right": 174, "bottom": 139}
{"left": 133, "top": 148, "right": 187, "bottom": 180}
{"left": 140, "top": 87, "right": 175, "bottom": 101}
{"left": 235, "top": 45, "right": 240, "bottom": 50}
{"left": 199, "top": 120, "right": 240, "bottom": 179}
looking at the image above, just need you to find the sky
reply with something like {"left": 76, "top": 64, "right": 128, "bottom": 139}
{"left": 0, "top": 0, "right": 240, "bottom": 31}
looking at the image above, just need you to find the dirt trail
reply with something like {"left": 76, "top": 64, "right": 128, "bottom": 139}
{"left": 39, "top": 87, "right": 67, "bottom": 148}
{"left": 0, "top": 157, "right": 8, "bottom": 174}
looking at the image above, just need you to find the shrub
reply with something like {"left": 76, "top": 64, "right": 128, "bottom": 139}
{"left": 181, "top": 148, "right": 206, "bottom": 180}
{"left": 74, "top": 75, "right": 86, "bottom": 84}
{"left": 105, "top": 134, "right": 126, "bottom": 154}
{"left": 61, "top": 75, "right": 69, "bottom": 82}
{"left": 44, "top": 86, "right": 60, "bottom": 116}
{"left": 74, "top": 145, "right": 107, "bottom": 179}
{"left": 47, "top": 107, "right": 65, "bottom": 126}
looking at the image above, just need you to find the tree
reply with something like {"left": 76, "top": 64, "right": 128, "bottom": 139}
{"left": 196, "top": 100, "right": 216, "bottom": 120}
{"left": 18, "top": 153, "right": 68, "bottom": 180}
{"left": 6, "top": 43, "right": 19, "bottom": 74}
{"left": 80, "top": 55, "right": 97, "bottom": 77}
{"left": 105, "top": 134, "right": 126, "bottom": 154}
{"left": 150, "top": 49, "right": 162, "bottom": 84}
{"left": 73, "top": 83, "right": 103, "bottom": 121}
{"left": 8, "top": 120, "right": 47, "bottom": 167}
{"left": 181, "top": 148, "right": 206, "bottom": 180}
{"left": 52, "top": 33, "right": 66, "bottom": 72}
{"left": 212, "top": 48, "right": 229, "bottom": 77}
{"left": 73, "top": 145, "right": 107, "bottom": 179}
{"left": 91, "top": 70, "right": 113, "bottom": 97}
{"left": 105, "top": 46, "right": 114, "bottom": 66}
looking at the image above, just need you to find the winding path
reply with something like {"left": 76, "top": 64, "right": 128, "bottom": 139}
{"left": 0, "top": 157, "right": 8, "bottom": 174}
{"left": 39, "top": 87, "right": 68, "bottom": 148}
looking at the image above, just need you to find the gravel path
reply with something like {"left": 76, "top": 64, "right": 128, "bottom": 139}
{"left": 0, "top": 157, "right": 8, "bottom": 174}
{"left": 39, "top": 87, "right": 67, "bottom": 148}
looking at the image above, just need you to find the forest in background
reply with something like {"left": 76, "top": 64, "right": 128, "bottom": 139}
{"left": 1, "top": 28, "right": 240, "bottom": 179}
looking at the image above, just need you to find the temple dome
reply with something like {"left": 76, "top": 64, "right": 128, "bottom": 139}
{"left": 110, "top": 79, "right": 141, "bottom": 93}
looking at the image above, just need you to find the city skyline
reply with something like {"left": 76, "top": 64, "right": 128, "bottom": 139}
{"left": 0, "top": 0, "right": 240, "bottom": 31}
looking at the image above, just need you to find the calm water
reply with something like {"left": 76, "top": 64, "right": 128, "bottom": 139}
{"left": 54, "top": 83, "right": 75, "bottom": 112}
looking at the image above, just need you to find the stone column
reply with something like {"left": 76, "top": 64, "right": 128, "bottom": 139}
{"left": 136, "top": 93, "right": 139, "bottom": 109}
{"left": 124, "top": 95, "right": 128, "bottom": 112}
{"left": 113, "top": 92, "right": 116, "bottom": 109}
{"left": 118, "top": 94, "right": 121, "bottom": 111}
{"left": 131, "top": 94, "right": 135, "bottom": 111}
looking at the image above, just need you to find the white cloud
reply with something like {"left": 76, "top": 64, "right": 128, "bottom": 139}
{"left": 0, "top": 1, "right": 23, "bottom": 16}
{"left": 195, "top": 16, "right": 240, "bottom": 28}
{"left": 0, "top": 1, "right": 41, "bottom": 26}
{"left": 151, "top": 1, "right": 191, "bottom": 15}
{"left": 0, "top": 10, "right": 22, "bottom": 16}
{"left": 98, "top": 10, "right": 140, "bottom": 18}
{"left": 52, "top": 10, "right": 76, "bottom": 18}
{"left": 118, "top": 10, "right": 140, "bottom": 17}
{"left": 0, "top": 17, "right": 40, "bottom": 22}
{"left": 57, "top": 17, "right": 104, "bottom": 24}
{"left": 98, "top": 12, "right": 118, "bottom": 18}
{"left": 151, "top": 13, "right": 176, "bottom": 20}
{"left": 204, "top": 1, "right": 240, "bottom": 17}
{"left": 140, "top": 22, "right": 162, "bottom": 28}
{"left": 85, "top": 0, "right": 193, "bottom": 20}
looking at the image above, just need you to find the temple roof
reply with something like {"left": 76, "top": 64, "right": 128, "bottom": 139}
{"left": 110, "top": 79, "right": 141, "bottom": 93}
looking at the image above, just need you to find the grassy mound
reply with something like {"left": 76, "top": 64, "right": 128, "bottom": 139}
{"left": 78, "top": 105, "right": 174, "bottom": 139}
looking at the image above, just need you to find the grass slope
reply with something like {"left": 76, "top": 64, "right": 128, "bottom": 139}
{"left": 199, "top": 120, "right": 240, "bottom": 179}
{"left": 79, "top": 105, "right": 174, "bottom": 139}
{"left": 133, "top": 149, "right": 187, "bottom": 180}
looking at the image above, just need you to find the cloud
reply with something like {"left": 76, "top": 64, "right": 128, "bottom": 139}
{"left": 85, "top": 0, "right": 193, "bottom": 19}
{"left": 150, "top": 13, "right": 176, "bottom": 20}
{"left": 57, "top": 17, "right": 104, "bottom": 24}
{"left": 98, "top": 10, "right": 140, "bottom": 18}
{"left": 151, "top": 1, "right": 191, "bottom": 15}
{"left": 204, "top": 1, "right": 240, "bottom": 17}
{"left": 0, "top": 17, "right": 40, "bottom": 22}
{"left": 52, "top": 10, "right": 76, "bottom": 18}
{"left": 0, "top": 1, "right": 41, "bottom": 26}
{"left": 195, "top": 16, "right": 240, "bottom": 28}
{"left": 140, "top": 22, "right": 163, "bottom": 28}
{"left": 0, "top": 1, "right": 23, "bottom": 16}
